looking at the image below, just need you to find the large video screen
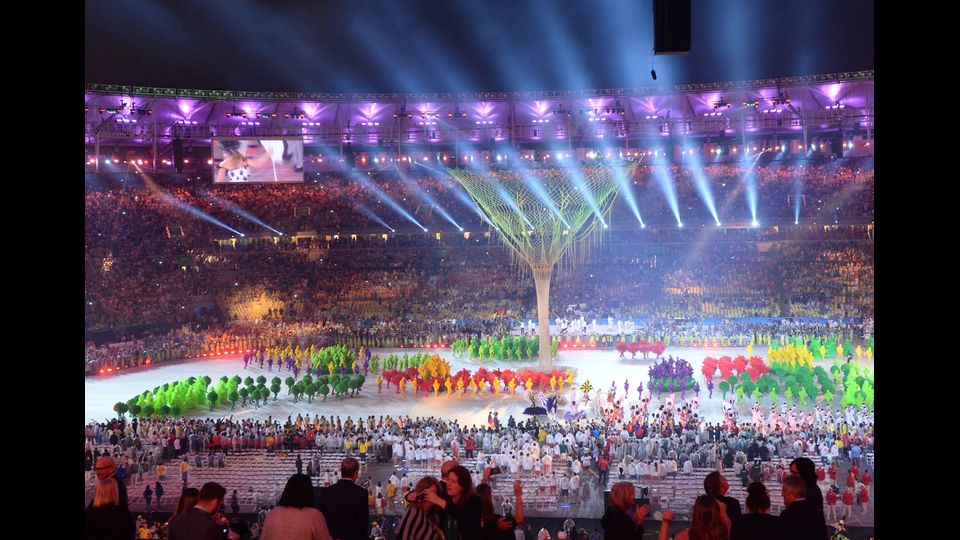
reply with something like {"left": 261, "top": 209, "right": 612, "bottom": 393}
{"left": 212, "top": 138, "right": 304, "bottom": 183}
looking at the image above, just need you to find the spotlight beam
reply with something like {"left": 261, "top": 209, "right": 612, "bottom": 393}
{"left": 353, "top": 201, "right": 395, "bottom": 232}
{"left": 394, "top": 164, "right": 463, "bottom": 230}
{"left": 500, "top": 147, "right": 571, "bottom": 228}
{"left": 412, "top": 161, "right": 497, "bottom": 229}
{"left": 651, "top": 149, "right": 682, "bottom": 226}
{"left": 745, "top": 149, "right": 772, "bottom": 225}
{"left": 200, "top": 190, "right": 284, "bottom": 236}
{"left": 610, "top": 154, "right": 645, "bottom": 226}
{"left": 351, "top": 171, "right": 427, "bottom": 231}
{"left": 686, "top": 150, "right": 721, "bottom": 225}
{"left": 133, "top": 164, "right": 246, "bottom": 237}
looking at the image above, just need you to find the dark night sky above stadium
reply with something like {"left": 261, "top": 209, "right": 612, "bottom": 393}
{"left": 85, "top": 0, "right": 873, "bottom": 94}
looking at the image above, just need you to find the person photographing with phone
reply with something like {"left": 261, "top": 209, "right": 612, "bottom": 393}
{"left": 601, "top": 481, "right": 650, "bottom": 540}
{"left": 478, "top": 479, "right": 525, "bottom": 540}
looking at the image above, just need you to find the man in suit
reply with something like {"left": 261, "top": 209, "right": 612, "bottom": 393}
{"left": 318, "top": 457, "right": 369, "bottom": 540}
{"left": 780, "top": 475, "right": 828, "bottom": 540}
{"left": 167, "top": 482, "right": 227, "bottom": 540}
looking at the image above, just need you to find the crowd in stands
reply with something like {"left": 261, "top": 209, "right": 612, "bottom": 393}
{"left": 86, "top": 162, "right": 873, "bottom": 376}
{"left": 86, "top": 381, "right": 874, "bottom": 539}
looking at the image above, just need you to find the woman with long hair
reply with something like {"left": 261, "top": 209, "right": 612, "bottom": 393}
{"left": 397, "top": 476, "right": 445, "bottom": 540}
{"left": 600, "top": 481, "right": 650, "bottom": 540}
{"left": 421, "top": 465, "right": 484, "bottom": 540}
{"left": 174, "top": 487, "right": 201, "bottom": 516}
{"left": 261, "top": 473, "right": 332, "bottom": 540}
{"left": 85, "top": 478, "right": 136, "bottom": 540}
{"left": 659, "top": 495, "right": 730, "bottom": 540}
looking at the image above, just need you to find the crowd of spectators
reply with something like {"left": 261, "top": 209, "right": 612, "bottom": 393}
{"left": 86, "top": 164, "right": 873, "bottom": 372}
{"left": 86, "top": 385, "right": 873, "bottom": 538}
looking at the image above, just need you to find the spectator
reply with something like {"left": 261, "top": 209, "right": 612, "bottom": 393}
{"left": 421, "top": 465, "right": 484, "bottom": 540}
{"left": 90, "top": 456, "right": 129, "bottom": 512}
{"left": 730, "top": 482, "right": 783, "bottom": 540}
{"left": 396, "top": 476, "right": 444, "bottom": 540}
{"left": 478, "top": 479, "right": 524, "bottom": 540}
{"left": 704, "top": 471, "right": 741, "bottom": 525}
{"left": 174, "top": 488, "right": 201, "bottom": 516}
{"left": 600, "top": 481, "right": 649, "bottom": 540}
{"left": 156, "top": 482, "right": 165, "bottom": 510}
{"left": 261, "top": 473, "right": 332, "bottom": 540}
{"left": 318, "top": 457, "right": 369, "bottom": 540}
{"left": 779, "top": 476, "right": 827, "bottom": 540}
{"left": 166, "top": 481, "right": 228, "bottom": 540}
{"left": 659, "top": 495, "right": 730, "bottom": 540}
{"left": 789, "top": 458, "right": 824, "bottom": 518}
{"left": 85, "top": 477, "right": 136, "bottom": 540}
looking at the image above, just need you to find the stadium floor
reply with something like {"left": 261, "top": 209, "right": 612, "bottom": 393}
{"left": 85, "top": 345, "right": 875, "bottom": 426}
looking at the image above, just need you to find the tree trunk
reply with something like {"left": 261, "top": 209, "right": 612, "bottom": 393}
{"left": 531, "top": 264, "right": 554, "bottom": 370}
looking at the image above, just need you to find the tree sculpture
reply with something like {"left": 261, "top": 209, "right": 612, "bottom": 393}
{"left": 449, "top": 165, "right": 629, "bottom": 368}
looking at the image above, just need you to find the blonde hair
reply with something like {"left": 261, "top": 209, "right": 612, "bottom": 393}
{"left": 93, "top": 478, "right": 120, "bottom": 508}
{"left": 609, "top": 482, "right": 635, "bottom": 511}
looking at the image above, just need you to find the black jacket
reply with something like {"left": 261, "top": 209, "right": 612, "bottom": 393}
{"left": 318, "top": 479, "right": 370, "bottom": 540}
{"left": 730, "top": 512, "right": 785, "bottom": 540}
{"left": 85, "top": 504, "right": 135, "bottom": 540}
{"left": 718, "top": 495, "right": 742, "bottom": 524}
{"left": 780, "top": 499, "right": 828, "bottom": 540}
{"left": 600, "top": 508, "right": 645, "bottom": 540}
{"left": 166, "top": 507, "right": 225, "bottom": 540}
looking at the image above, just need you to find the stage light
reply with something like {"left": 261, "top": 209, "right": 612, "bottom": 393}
{"left": 751, "top": 221, "right": 759, "bottom": 227}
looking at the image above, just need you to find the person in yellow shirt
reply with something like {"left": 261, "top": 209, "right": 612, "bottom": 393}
{"left": 385, "top": 480, "right": 397, "bottom": 510}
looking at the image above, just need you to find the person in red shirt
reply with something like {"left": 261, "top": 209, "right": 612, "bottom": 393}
{"left": 858, "top": 485, "right": 869, "bottom": 511}
{"left": 845, "top": 470, "right": 856, "bottom": 489}
{"left": 598, "top": 455, "right": 610, "bottom": 487}
{"left": 816, "top": 465, "right": 826, "bottom": 482}
{"left": 841, "top": 488, "right": 855, "bottom": 518}
{"left": 825, "top": 488, "right": 839, "bottom": 523}
{"left": 861, "top": 470, "right": 872, "bottom": 491}
{"left": 850, "top": 463, "right": 860, "bottom": 480}
{"left": 828, "top": 463, "right": 838, "bottom": 482}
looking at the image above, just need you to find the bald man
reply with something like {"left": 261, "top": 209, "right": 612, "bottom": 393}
{"left": 89, "top": 456, "right": 129, "bottom": 511}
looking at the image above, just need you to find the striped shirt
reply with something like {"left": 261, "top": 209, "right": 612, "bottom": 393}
{"left": 396, "top": 505, "right": 444, "bottom": 540}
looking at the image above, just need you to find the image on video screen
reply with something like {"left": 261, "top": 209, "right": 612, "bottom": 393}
{"left": 212, "top": 138, "right": 304, "bottom": 183}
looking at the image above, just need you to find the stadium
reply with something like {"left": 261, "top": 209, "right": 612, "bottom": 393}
{"left": 85, "top": 2, "right": 874, "bottom": 539}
